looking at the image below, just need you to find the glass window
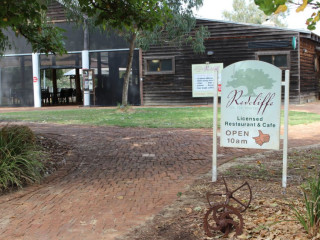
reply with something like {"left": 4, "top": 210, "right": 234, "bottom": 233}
{"left": 161, "top": 59, "right": 173, "bottom": 71}
{"left": 257, "top": 52, "right": 289, "bottom": 68}
{"left": 259, "top": 55, "right": 272, "bottom": 64}
{"left": 147, "top": 60, "right": 161, "bottom": 72}
{"left": 145, "top": 57, "right": 175, "bottom": 74}
{"left": 274, "top": 55, "right": 287, "bottom": 67}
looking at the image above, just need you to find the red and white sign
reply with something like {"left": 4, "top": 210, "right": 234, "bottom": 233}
{"left": 33, "top": 76, "right": 38, "bottom": 83}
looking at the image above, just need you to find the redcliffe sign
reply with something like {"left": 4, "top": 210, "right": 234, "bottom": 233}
{"left": 220, "top": 60, "right": 282, "bottom": 150}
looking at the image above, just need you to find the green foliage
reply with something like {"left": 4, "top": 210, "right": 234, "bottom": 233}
{"left": 0, "top": 125, "right": 45, "bottom": 191}
{"left": 65, "top": 0, "right": 208, "bottom": 105}
{"left": 254, "top": 0, "right": 320, "bottom": 30}
{"left": 291, "top": 174, "right": 320, "bottom": 237}
{"left": 73, "top": 0, "right": 169, "bottom": 33}
{"left": 0, "top": 0, "right": 66, "bottom": 55}
{"left": 227, "top": 68, "right": 275, "bottom": 96}
{"left": 224, "top": 0, "right": 287, "bottom": 27}
{"left": 137, "top": 6, "right": 209, "bottom": 53}
{"left": 254, "top": 0, "right": 287, "bottom": 15}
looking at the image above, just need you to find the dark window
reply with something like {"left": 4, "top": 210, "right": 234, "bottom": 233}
{"left": 259, "top": 55, "right": 273, "bottom": 64}
{"left": 144, "top": 57, "right": 175, "bottom": 75}
{"left": 274, "top": 55, "right": 287, "bottom": 67}
{"left": 256, "top": 51, "right": 290, "bottom": 69}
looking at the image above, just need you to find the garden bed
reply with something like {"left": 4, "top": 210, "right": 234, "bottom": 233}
{"left": 119, "top": 145, "right": 320, "bottom": 240}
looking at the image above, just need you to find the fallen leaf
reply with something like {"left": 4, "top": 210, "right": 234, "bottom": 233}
{"left": 185, "top": 208, "right": 192, "bottom": 214}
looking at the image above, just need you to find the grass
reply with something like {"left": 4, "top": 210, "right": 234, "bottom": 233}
{"left": 0, "top": 107, "right": 319, "bottom": 128}
{"left": 0, "top": 125, "right": 45, "bottom": 191}
{"left": 224, "top": 164, "right": 274, "bottom": 180}
{"left": 287, "top": 111, "right": 320, "bottom": 125}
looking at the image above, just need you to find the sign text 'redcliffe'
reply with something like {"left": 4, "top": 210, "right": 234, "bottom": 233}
{"left": 220, "top": 60, "right": 282, "bottom": 150}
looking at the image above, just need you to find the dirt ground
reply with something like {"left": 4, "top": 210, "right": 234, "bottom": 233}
{"left": 118, "top": 144, "right": 320, "bottom": 240}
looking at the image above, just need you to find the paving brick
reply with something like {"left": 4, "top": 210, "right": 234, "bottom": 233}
{"left": 0, "top": 120, "right": 319, "bottom": 239}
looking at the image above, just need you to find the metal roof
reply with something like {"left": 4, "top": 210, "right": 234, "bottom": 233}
{"left": 196, "top": 17, "right": 320, "bottom": 42}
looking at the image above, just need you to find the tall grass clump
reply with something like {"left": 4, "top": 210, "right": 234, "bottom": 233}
{"left": 0, "top": 125, "right": 45, "bottom": 191}
{"left": 291, "top": 173, "right": 320, "bottom": 237}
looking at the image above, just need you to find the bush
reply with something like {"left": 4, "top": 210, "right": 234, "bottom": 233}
{"left": 0, "top": 125, "right": 45, "bottom": 191}
{"left": 291, "top": 173, "right": 320, "bottom": 237}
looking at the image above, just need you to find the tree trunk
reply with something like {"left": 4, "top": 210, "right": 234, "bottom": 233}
{"left": 75, "top": 68, "right": 82, "bottom": 103}
{"left": 52, "top": 69, "right": 58, "bottom": 104}
{"left": 122, "top": 32, "right": 137, "bottom": 106}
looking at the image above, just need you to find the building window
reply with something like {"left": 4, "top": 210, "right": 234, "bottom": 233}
{"left": 314, "top": 55, "right": 319, "bottom": 72}
{"left": 255, "top": 51, "right": 290, "bottom": 69}
{"left": 144, "top": 56, "right": 175, "bottom": 75}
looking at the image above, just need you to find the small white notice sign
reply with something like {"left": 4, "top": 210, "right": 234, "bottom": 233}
{"left": 220, "top": 60, "right": 282, "bottom": 150}
{"left": 192, "top": 63, "right": 223, "bottom": 97}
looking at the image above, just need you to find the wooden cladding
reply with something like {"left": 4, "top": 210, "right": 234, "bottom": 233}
{"left": 300, "top": 38, "right": 320, "bottom": 102}
{"left": 47, "top": 1, "right": 67, "bottom": 23}
{"left": 142, "top": 19, "right": 311, "bottom": 105}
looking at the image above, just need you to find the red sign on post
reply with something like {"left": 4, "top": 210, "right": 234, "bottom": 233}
{"left": 33, "top": 76, "right": 38, "bottom": 83}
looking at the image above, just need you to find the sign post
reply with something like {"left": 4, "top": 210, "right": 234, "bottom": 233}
{"left": 32, "top": 53, "right": 41, "bottom": 108}
{"left": 192, "top": 63, "right": 223, "bottom": 182}
{"left": 212, "top": 70, "right": 219, "bottom": 182}
{"left": 216, "top": 60, "right": 289, "bottom": 187}
{"left": 282, "top": 70, "right": 290, "bottom": 188}
{"left": 82, "top": 69, "right": 95, "bottom": 106}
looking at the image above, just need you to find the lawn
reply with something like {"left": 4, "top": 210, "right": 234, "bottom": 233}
{"left": 0, "top": 107, "right": 319, "bottom": 128}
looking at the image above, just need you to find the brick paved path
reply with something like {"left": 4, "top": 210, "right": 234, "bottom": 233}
{"left": 0, "top": 121, "right": 319, "bottom": 240}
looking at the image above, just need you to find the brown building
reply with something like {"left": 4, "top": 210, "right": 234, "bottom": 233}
{"left": 142, "top": 18, "right": 320, "bottom": 105}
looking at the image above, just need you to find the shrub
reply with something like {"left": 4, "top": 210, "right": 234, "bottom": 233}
{"left": 291, "top": 173, "right": 320, "bottom": 237}
{"left": 0, "top": 125, "right": 45, "bottom": 191}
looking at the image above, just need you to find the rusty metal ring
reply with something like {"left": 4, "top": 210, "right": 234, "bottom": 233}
{"left": 204, "top": 204, "right": 244, "bottom": 237}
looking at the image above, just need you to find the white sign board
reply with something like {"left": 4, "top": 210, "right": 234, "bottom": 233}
{"left": 220, "top": 60, "right": 282, "bottom": 150}
{"left": 192, "top": 63, "right": 223, "bottom": 97}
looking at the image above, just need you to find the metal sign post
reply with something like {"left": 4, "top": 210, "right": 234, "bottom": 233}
{"left": 212, "top": 70, "right": 219, "bottom": 182}
{"left": 32, "top": 53, "right": 41, "bottom": 108}
{"left": 282, "top": 70, "right": 290, "bottom": 188}
{"left": 82, "top": 50, "right": 90, "bottom": 106}
{"left": 218, "top": 60, "right": 289, "bottom": 187}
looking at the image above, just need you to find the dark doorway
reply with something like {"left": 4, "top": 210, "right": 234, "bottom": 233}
{"left": 39, "top": 50, "right": 140, "bottom": 107}
{"left": 90, "top": 50, "right": 140, "bottom": 106}
{"left": 40, "top": 67, "right": 82, "bottom": 106}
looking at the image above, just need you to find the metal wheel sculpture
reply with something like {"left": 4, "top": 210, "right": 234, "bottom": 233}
{"left": 204, "top": 204, "right": 243, "bottom": 237}
{"left": 206, "top": 177, "right": 252, "bottom": 212}
{"left": 203, "top": 178, "right": 252, "bottom": 237}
